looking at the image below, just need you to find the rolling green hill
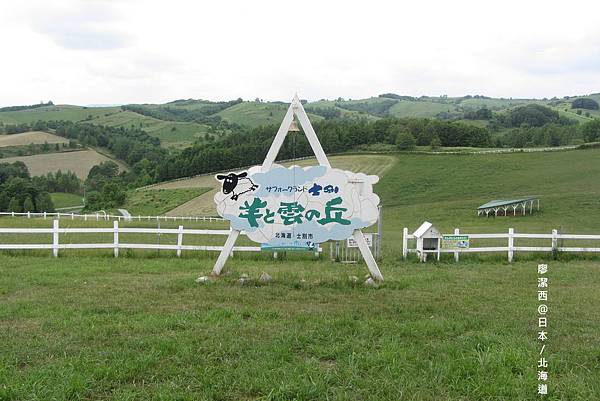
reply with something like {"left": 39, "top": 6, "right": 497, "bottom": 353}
{"left": 93, "top": 111, "right": 211, "bottom": 148}
{"left": 376, "top": 147, "right": 600, "bottom": 257}
{"left": 0, "top": 105, "right": 120, "bottom": 124}
{"left": 216, "top": 101, "right": 324, "bottom": 128}
{"left": 1, "top": 93, "right": 598, "bottom": 151}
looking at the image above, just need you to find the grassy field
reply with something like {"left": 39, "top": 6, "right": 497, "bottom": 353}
{"left": 1, "top": 146, "right": 600, "bottom": 399}
{"left": 153, "top": 154, "right": 396, "bottom": 216}
{"left": 0, "top": 107, "right": 211, "bottom": 148}
{"left": 50, "top": 192, "right": 84, "bottom": 209}
{"left": 376, "top": 148, "right": 600, "bottom": 258}
{"left": 388, "top": 100, "right": 455, "bottom": 118}
{"left": 0, "top": 149, "right": 126, "bottom": 178}
{"left": 93, "top": 111, "right": 212, "bottom": 148}
{"left": 217, "top": 102, "right": 323, "bottom": 128}
{"left": 0, "top": 131, "right": 69, "bottom": 147}
{"left": 124, "top": 188, "right": 211, "bottom": 216}
{"left": 0, "top": 255, "right": 598, "bottom": 400}
{"left": 0, "top": 105, "right": 120, "bottom": 124}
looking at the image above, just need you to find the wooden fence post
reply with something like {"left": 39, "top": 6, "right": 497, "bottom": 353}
{"left": 43, "top": 212, "right": 47, "bottom": 219}
{"left": 176, "top": 225, "right": 184, "bottom": 257}
{"left": 552, "top": 229, "right": 558, "bottom": 255}
{"left": 52, "top": 219, "right": 59, "bottom": 257}
{"left": 454, "top": 228, "right": 460, "bottom": 262}
{"left": 508, "top": 228, "right": 514, "bottom": 263}
{"left": 402, "top": 227, "right": 408, "bottom": 259}
{"left": 113, "top": 220, "right": 119, "bottom": 258}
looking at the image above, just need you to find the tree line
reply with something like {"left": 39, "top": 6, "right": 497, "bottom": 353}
{"left": 121, "top": 98, "right": 243, "bottom": 126}
{"left": 0, "top": 162, "right": 55, "bottom": 213}
{"left": 155, "top": 117, "right": 493, "bottom": 181}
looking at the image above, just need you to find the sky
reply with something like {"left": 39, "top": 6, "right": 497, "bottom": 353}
{"left": 1, "top": 0, "right": 600, "bottom": 106}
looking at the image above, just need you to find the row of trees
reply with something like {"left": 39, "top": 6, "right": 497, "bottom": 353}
{"left": 155, "top": 117, "right": 493, "bottom": 181}
{"left": 499, "top": 118, "right": 600, "bottom": 148}
{"left": 44, "top": 120, "right": 167, "bottom": 187}
{"left": 0, "top": 101, "right": 53, "bottom": 113}
{"left": 0, "top": 162, "right": 55, "bottom": 213}
{"left": 83, "top": 161, "right": 126, "bottom": 211}
{"left": 122, "top": 98, "right": 243, "bottom": 126}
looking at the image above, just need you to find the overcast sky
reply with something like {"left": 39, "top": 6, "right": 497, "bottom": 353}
{"left": 1, "top": 0, "right": 600, "bottom": 106}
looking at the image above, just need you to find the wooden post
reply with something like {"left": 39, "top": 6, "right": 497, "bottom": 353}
{"left": 211, "top": 229, "right": 240, "bottom": 275}
{"left": 551, "top": 229, "right": 558, "bottom": 254}
{"left": 402, "top": 227, "right": 408, "bottom": 259}
{"left": 508, "top": 228, "right": 514, "bottom": 263}
{"left": 52, "top": 219, "right": 59, "bottom": 257}
{"left": 113, "top": 220, "right": 119, "bottom": 258}
{"left": 43, "top": 212, "right": 47, "bottom": 219}
{"left": 454, "top": 228, "right": 460, "bottom": 262}
{"left": 352, "top": 229, "right": 383, "bottom": 281}
{"left": 376, "top": 206, "right": 382, "bottom": 261}
{"left": 176, "top": 225, "right": 184, "bottom": 257}
{"left": 71, "top": 213, "right": 74, "bottom": 220}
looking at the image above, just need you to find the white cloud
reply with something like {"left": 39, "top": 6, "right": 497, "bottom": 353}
{"left": 0, "top": 0, "right": 599, "bottom": 106}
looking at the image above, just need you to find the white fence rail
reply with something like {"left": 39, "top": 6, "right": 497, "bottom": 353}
{"left": 0, "top": 211, "right": 225, "bottom": 223}
{"left": 0, "top": 220, "right": 257, "bottom": 257}
{"left": 0, "top": 220, "right": 323, "bottom": 258}
{"left": 402, "top": 227, "right": 600, "bottom": 262}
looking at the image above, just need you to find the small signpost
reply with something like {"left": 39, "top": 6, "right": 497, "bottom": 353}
{"left": 442, "top": 234, "right": 470, "bottom": 250}
{"left": 209, "top": 94, "right": 384, "bottom": 281}
{"left": 347, "top": 233, "right": 373, "bottom": 248}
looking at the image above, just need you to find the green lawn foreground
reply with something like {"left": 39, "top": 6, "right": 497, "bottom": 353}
{"left": 1, "top": 256, "right": 599, "bottom": 400}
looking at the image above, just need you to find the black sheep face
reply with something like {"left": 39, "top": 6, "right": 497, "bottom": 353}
{"left": 216, "top": 172, "right": 247, "bottom": 194}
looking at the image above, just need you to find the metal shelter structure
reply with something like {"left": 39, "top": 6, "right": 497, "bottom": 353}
{"left": 477, "top": 196, "right": 540, "bottom": 217}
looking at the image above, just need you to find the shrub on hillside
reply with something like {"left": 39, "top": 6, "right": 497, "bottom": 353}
{"left": 571, "top": 98, "right": 599, "bottom": 110}
{"left": 396, "top": 132, "right": 416, "bottom": 150}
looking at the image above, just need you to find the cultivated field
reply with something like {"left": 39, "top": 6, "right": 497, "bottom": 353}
{"left": 0, "top": 131, "right": 69, "bottom": 147}
{"left": 0, "top": 149, "right": 126, "bottom": 178}
{"left": 151, "top": 154, "right": 396, "bottom": 216}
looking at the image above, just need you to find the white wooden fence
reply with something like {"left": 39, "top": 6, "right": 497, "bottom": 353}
{"left": 0, "top": 211, "right": 225, "bottom": 223}
{"left": 0, "top": 220, "right": 257, "bottom": 257}
{"left": 402, "top": 227, "right": 600, "bottom": 262}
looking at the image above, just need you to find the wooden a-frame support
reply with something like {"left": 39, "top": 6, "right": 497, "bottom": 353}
{"left": 210, "top": 94, "right": 384, "bottom": 281}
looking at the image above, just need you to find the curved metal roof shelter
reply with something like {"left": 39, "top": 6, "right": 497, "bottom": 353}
{"left": 477, "top": 196, "right": 540, "bottom": 216}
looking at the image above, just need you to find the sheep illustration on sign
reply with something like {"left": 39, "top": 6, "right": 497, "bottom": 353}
{"left": 215, "top": 171, "right": 258, "bottom": 201}
{"left": 214, "top": 165, "right": 380, "bottom": 249}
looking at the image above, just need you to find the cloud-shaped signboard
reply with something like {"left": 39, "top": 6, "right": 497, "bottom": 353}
{"left": 214, "top": 165, "right": 380, "bottom": 250}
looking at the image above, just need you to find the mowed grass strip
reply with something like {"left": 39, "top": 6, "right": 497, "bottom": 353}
{"left": 0, "top": 256, "right": 598, "bottom": 400}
